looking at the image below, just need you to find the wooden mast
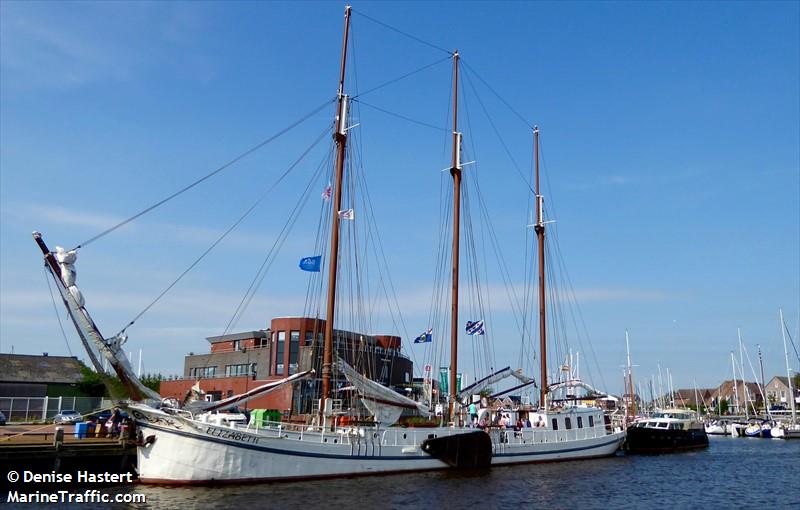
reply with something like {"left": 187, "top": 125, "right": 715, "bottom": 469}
{"left": 321, "top": 5, "right": 352, "bottom": 404}
{"left": 448, "top": 50, "right": 461, "bottom": 424}
{"left": 534, "top": 126, "right": 548, "bottom": 409}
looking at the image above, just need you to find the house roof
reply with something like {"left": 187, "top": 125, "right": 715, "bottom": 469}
{"left": 710, "top": 380, "right": 763, "bottom": 400}
{"left": 767, "top": 376, "right": 790, "bottom": 387}
{"left": 0, "top": 354, "right": 85, "bottom": 384}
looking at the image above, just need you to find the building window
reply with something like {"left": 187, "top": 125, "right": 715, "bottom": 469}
{"left": 225, "top": 364, "right": 251, "bottom": 377}
{"left": 276, "top": 331, "right": 285, "bottom": 375}
{"left": 232, "top": 340, "right": 241, "bottom": 351}
{"left": 289, "top": 331, "right": 300, "bottom": 374}
{"left": 191, "top": 366, "right": 217, "bottom": 378}
{"left": 552, "top": 418, "right": 559, "bottom": 431}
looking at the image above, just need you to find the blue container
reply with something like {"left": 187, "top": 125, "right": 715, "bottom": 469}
{"left": 74, "top": 422, "right": 88, "bottom": 439}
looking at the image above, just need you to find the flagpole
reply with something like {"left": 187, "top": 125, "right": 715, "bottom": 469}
{"left": 321, "top": 5, "right": 351, "bottom": 412}
{"left": 448, "top": 50, "right": 461, "bottom": 425}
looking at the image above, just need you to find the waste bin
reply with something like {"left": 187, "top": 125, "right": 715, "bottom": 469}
{"left": 74, "top": 422, "right": 88, "bottom": 439}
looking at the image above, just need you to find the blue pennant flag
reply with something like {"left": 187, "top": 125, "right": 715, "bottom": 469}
{"left": 299, "top": 256, "right": 321, "bottom": 272}
{"left": 465, "top": 320, "right": 485, "bottom": 336}
{"left": 414, "top": 328, "right": 432, "bottom": 343}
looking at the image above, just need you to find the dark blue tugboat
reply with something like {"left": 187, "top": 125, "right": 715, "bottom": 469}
{"left": 625, "top": 409, "right": 709, "bottom": 454}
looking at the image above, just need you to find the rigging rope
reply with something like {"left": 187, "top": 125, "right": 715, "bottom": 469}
{"left": 785, "top": 320, "right": 800, "bottom": 366}
{"left": 223, "top": 144, "right": 333, "bottom": 336}
{"left": 461, "top": 59, "right": 534, "bottom": 130}
{"left": 351, "top": 9, "right": 454, "bottom": 56}
{"left": 352, "top": 56, "right": 452, "bottom": 99}
{"left": 72, "top": 98, "right": 335, "bottom": 251}
{"left": 352, "top": 99, "right": 447, "bottom": 132}
{"left": 43, "top": 265, "right": 73, "bottom": 357}
{"left": 461, "top": 66, "right": 535, "bottom": 195}
{"left": 115, "top": 124, "right": 333, "bottom": 337}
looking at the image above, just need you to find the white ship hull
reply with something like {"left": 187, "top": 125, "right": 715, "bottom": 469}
{"left": 131, "top": 405, "right": 625, "bottom": 483}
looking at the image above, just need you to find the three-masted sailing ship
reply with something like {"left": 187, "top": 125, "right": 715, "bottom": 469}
{"left": 35, "top": 6, "right": 624, "bottom": 483}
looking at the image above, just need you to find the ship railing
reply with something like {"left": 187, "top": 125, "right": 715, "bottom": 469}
{"left": 499, "top": 424, "right": 604, "bottom": 446}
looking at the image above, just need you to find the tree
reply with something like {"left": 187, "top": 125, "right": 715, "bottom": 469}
{"left": 77, "top": 366, "right": 107, "bottom": 397}
{"left": 140, "top": 373, "right": 164, "bottom": 393}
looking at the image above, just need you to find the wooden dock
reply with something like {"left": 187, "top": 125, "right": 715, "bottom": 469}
{"left": 0, "top": 424, "right": 136, "bottom": 486}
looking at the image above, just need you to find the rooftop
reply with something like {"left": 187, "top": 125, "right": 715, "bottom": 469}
{"left": 206, "top": 330, "right": 270, "bottom": 344}
{"left": 0, "top": 354, "right": 85, "bottom": 384}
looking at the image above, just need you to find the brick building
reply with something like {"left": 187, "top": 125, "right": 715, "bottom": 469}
{"left": 160, "top": 316, "right": 413, "bottom": 415}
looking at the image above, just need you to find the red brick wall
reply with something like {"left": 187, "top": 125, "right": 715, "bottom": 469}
{"left": 160, "top": 376, "right": 293, "bottom": 411}
{"left": 209, "top": 337, "right": 260, "bottom": 353}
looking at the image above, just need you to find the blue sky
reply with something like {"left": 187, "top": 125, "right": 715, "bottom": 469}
{"left": 1, "top": 1, "right": 798, "bottom": 396}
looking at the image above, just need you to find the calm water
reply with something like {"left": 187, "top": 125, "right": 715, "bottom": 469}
{"left": 8, "top": 437, "right": 800, "bottom": 509}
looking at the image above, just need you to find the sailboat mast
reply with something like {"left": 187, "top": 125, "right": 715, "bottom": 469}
{"left": 731, "top": 351, "right": 740, "bottom": 414}
{"left": 534, "top": 126, "right": 547, "bottom": 408}
{"left": 448, "top": 50, "right": 461, "bottom": 424}
{"left": 779, "top": 308, "right": 797, "bottom": 423}
{"left": 757, "top": 344, "right": 769, "bottom": 418}
{"left": 321, "top": 5, "right": 352, "bottom": 403}
{"left": 738, "top": 328, "right": 748, "bottom": 418}
{"left": 626, "top": 330, "right": 636, "bottom": 419}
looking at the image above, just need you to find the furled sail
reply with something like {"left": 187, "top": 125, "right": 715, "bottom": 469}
{"left": 339, "top": 358, "right": 429, "bottom": 426}
{"left": 35, "top": 233, "right": 160, "bottom": 402}
{"left": 190, "top": 369, "right": 315, "bottom": 413}
{"left": 456, "top": 366, "right": 533, "bottom": 403}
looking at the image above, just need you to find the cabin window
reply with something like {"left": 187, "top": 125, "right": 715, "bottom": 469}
{"left": 304, "top": 331, "right": 313, "bottom": 346}
{"left": 657, "top": 422, "right": 669, "bottom": 428}
{"left": 232, "top": 340, "right": 241, "bottom": 351}
{"left": 577, "top": 417, "right": 583, "bottom": 428}
{"left": 565, "top": 418, "right": 572, "bottom": 430}
{"left": 589, "top": 416, "right": 594, "bottom": 427}
{"left": 552, "top": 418, "right": 559, "bottom": 430}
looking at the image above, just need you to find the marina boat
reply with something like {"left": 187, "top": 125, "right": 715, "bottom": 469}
{"left": 34, "top": 6, "right": 624, "bottom": 483}
{"left": 625, "top": 409, "right": 709, "bottom": 453}
{"left": 704, "top": 419, "right": 730, "bottom": 436}
{"left": 770, "top": 421, "right": 800, "bottom": 439}
{"left": 729, "top": 421, "right": 748, "bottom": 437}
{"left": 742, "top": 418, "right": 775, "bottom": 438}
{"left": 772, "top": 309, "right": 799, "bottom": 439}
